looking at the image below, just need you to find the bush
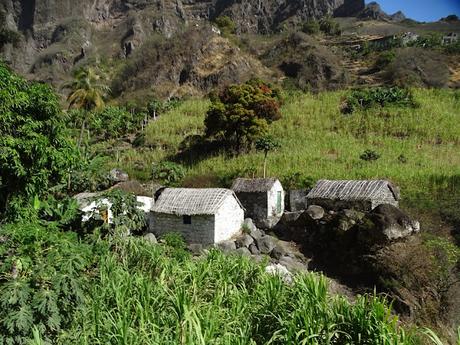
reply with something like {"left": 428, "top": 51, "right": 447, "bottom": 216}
{"left": 152, "top": 161, "right": 186, "bottom": 186}
{"left": 0, "top": 222, "right": 97, "bottom": 344}
{"left": 375, "top": 50, "right": 396, "bottom": 69}
{"left": 341, "top": 87, "right": 416, "bottom": 114}
{"left": 301, "top": 20, "right": 320, "bottom": 35}
{"left": 444, "top": 41, "right": 460, "bottom": 54}
{"left": 214, "top": 15, "right": 236, "bottom": 36}
{"left": 68, "top": 106, "right": 145, "bottom": 140}
{"left": 360, "top": 149, "right": 381, "bottom": 161}
{"left": 319, "top": 17, "right": 341, "bottom": 36}
{"left": 101, "top": 189, "right": 147, "bottom": 234}
{"left": 385, "top": 48, "right": 450, "bottom": 88}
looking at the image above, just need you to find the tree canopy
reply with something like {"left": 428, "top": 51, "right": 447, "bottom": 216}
{"left": 204, "top": 79, "right": 282, "bottom": 152}
{"left": 0, "top": 63, "right": 77, "bottom": 216}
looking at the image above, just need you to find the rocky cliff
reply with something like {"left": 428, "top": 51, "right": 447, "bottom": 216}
{"left": 0, "top": 0, "right": 369, "bottom": 96}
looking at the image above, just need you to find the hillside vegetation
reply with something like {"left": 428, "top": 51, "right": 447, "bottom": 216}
{"left": 0, "top": 222, "right": 429, "bottom": 344}
{"left": 117, "top": 89, "right": 460, "bottom": 211}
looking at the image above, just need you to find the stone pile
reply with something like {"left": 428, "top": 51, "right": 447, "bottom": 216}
{"left": 215, "top": 218, "right": 309, "bottom": 273}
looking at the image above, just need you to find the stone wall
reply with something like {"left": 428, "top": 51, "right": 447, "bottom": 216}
{"left": 235, "top": 192, "right": 268, "bottom": 228}
{"left": 151, "top": 213, "right": 215, "bottom": 244}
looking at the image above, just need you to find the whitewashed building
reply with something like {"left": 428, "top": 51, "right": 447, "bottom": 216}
{"left": 149, "top": 188, "right": 244, "bottom": 244}
{"left": 231, "top": 178, "right": 285, "bottom": 229}
{"left": 74, "top": 192, "right": 154, "bottom": 226}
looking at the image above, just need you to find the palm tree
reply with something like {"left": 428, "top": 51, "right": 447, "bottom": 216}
{"left": 63, "top": 67, "right": 110, "bottom": 147}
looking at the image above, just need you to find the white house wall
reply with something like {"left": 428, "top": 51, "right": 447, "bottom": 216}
{"left": 267, "top": 180, "right": 285, "bottom": 218}
{"left": 151, "top": 213, "right": 215, "bottom": 244}
{"left": 214, "top": 196, "right": 244, "bottom": 243}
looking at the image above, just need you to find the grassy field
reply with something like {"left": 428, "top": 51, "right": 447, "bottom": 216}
{"left": 115, "top": 88, "right": 460, "bottom": 212}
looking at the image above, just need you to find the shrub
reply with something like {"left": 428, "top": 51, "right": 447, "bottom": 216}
{"left": 375, "top": 50, "right": 396, "bottom": 69}
{"left": 342, "top": 87, "right": 416, "bottom": 114}
{"left": 319, "top": 16, "right": 341, "bottom": 36}
{"left": 152, "top": 161, "right": 186, "bottom": 186}
{"left": 214, "top": 15, "right": 236, "bottom": 36}
{"left": 444, "top": 41, "right": 460, "bottom": 54}
{"left": 385, "top": 48, "right": 450, "bottom": 87}
{"left": 0, "top": 222, "right": 96, "bottom": 344}
{"left": 301, "top": 20, "right": 320, "bottom": 35}
{"left": 341, "top": 87, "right": 416, "bottom": 114}
{"left": 360, "top": 149, "right": 381, "bottom": 161}
{"left": 68, "top": 155, "right": 112, "bottom": 193}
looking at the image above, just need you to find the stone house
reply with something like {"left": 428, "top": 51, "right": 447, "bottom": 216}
{"left": 149, "top": 188, "right": 244, "bottom": 244}
{"left": 231, "top": 178, "right": 285, "bottom": 229}
{"left": 443, "top": 32, "right": 458, "bottom": 45}
{"left": 306, "top": 179, "right": 400, "bottom": 211}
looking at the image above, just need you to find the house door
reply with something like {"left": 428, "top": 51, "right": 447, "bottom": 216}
{"left": 276, "top": 191, "right": 282, "bottom": 213}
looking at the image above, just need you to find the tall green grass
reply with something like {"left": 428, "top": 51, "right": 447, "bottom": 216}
{"left": 64, "top": 236, "right": 416, "bottom": 345}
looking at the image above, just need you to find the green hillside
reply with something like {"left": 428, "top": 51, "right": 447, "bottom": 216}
{"left": 117, "top": 89, "right": 460, "bottom": 213}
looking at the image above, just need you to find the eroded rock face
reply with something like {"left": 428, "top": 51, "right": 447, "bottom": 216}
{"left": 1, "top": 0, "right": 364, "bottom": 80}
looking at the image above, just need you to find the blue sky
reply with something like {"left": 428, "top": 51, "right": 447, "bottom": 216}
{"left": 365, "top": 0, "right": 460, "bottom": 22}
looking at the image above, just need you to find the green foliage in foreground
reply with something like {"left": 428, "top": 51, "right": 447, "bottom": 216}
{"left": 0, "top": 223, "right": 97, "bottom": 344}
{"left": 0, "top": 222, "right": 420, "bottom": 345}
{"left": 0, "top": 63, "right": 78, "bottom": 217}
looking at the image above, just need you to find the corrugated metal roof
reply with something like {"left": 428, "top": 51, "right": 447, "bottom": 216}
{"left": 307, "top": 180, "right": 399, "bottom": 201}
{"left": 232, "top": 178, "right": 279, "bottom": 192}
{"left": 152, "top": 188, "right": 242, "bottom": 215}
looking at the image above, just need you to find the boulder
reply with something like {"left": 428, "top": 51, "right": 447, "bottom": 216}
{"left": 265, "top": 264, "right": 292, "bottom": 283}
{"left": 235, "top": 247, "right": 252, "bottom": 257}
{"left": 188, "top": 243, "right": 204, "bottom": 255}
{"left": 270, "top": 244, "right": 287, "bottom": 260}
{"left": 235, "top": 234, "right": 254, "bottom": 248}
{"left": 111, "top": 180, "right": 148, "bottom": 196}
{"left": 244, "top": 218, "right": 264, "bottom": 240}
{"left": 256, "top": 235, "right": 277, "bottom": 254}
{"left": 288, "top": 189, "right": 308, "bottom": 212}
{"left": 143, "top": 233, "right": 158, "bottom": 244}
{"left": 216, "top": 240, "right": 237, "bottom": 252}
{"left": 306, "top": 205, "right": 325, "bottom": 220}
{"left": 343, "top": 209, "right": 365, "bottom": 220}
{"left": 361, "top": 204, "right": 420, "bottom": 243}
{"left": 278, "top": 255, "right": 308, "bottom": 273}
{"left": 109, "top": 168, "right": 129, "bottom": 183}
{"left": 249, "top": 243, "right": 260, "bottom": 255}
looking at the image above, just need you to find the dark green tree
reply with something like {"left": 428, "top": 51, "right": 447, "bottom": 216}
{"left": 0, "top": 63, "right": 78, "bottom": 216}
{"left": 255, "top": 136, "right": 281, "bottom": 178}
{"left": 204, "top": 79, "right": 282, "bottom": 152}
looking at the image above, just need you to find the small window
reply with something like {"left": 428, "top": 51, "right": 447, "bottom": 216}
{"left": 183, "top": 215, "right": 192, "bottom": 224}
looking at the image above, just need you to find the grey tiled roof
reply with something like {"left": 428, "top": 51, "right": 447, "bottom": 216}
{"left": 152, "top": 188, "right": 242, "bottom": 215}
{"left": 307, "top": 180, "right": 399, "bottom": 201}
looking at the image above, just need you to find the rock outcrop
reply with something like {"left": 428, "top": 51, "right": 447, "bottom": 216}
{"left": 0, "top": 0, "right": 364, "bottom": 82}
